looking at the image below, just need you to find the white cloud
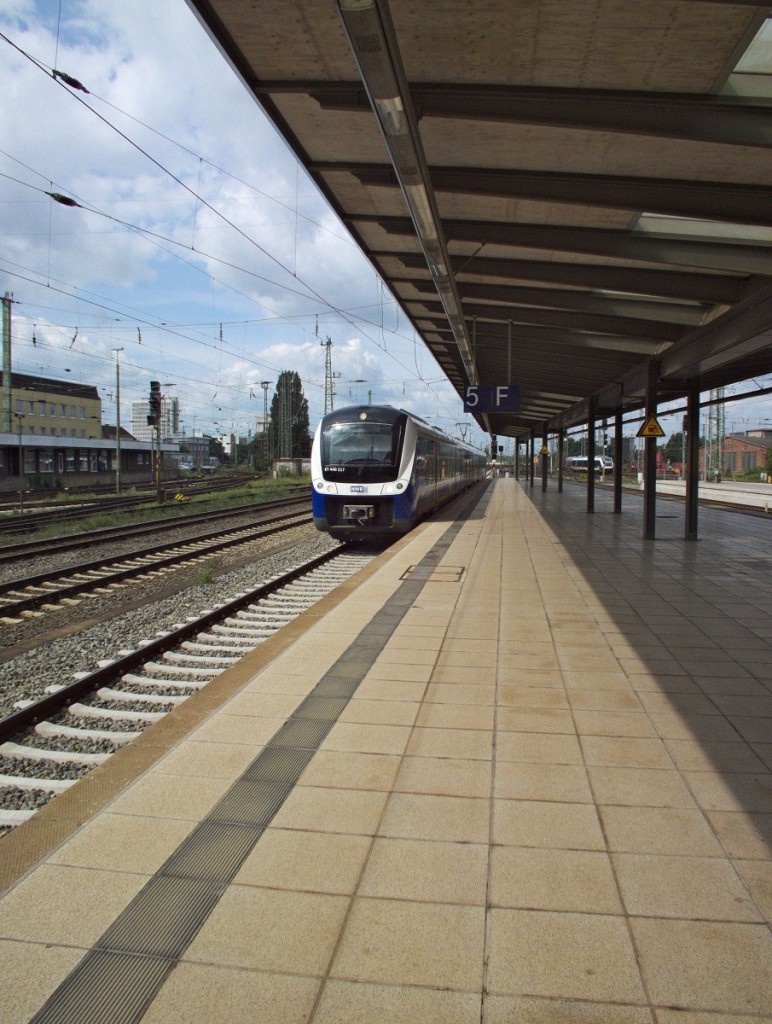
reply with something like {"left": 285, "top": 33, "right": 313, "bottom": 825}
{"left": 2, "top": 0, "right": 460, "bottom": 439}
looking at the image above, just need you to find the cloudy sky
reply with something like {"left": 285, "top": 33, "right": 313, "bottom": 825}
{"left": 1, "top": 0, "right": 474, "bottom": 445}
{"left": 1, "top": 1, "right": 769, "bottom": 451}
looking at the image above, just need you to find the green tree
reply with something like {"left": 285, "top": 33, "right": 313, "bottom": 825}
{"left": 234, "top": 437, "right": 253, "bottom": 467}
{"left": 270, "top": 370, "right": 311, "bottom": 459}
{"left": 565, "top": 435, "right": 584, "bottom": 457}
{"left": 208, "top": 435, "right": 226, "bottom": 464}
{"left": 243, "top": 423, "right": 273, "bottom": 474}
{"left": 661, "top": 432, "right": 685, "bottom": 464}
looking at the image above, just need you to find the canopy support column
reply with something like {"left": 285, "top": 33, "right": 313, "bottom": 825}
{"left": 643, "top": 361, "right": 659, "bottom": 540}
{"left": 542, "top": 425, "right": 549, "bottom": 492}
{"left": 587, "top": 401, "right": 596, "bottom": 514}
{"left": 613, "top": 409, "right": 623, "bottom": 513}
{"left": 685, "top": 385, "right": 701, "bottom": 541}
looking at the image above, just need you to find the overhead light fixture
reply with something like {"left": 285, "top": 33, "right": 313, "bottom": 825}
{"left": 403, "top": 182, "right": 438, "bottom": 243}
{"left": 374, "top": 96, "right": 408, "bottom": 137}
{"left": 337, "top": 0, "right": 400, "bottom": 108}
{"left": 335, "top": 0, "right": 477, "bottom": 387}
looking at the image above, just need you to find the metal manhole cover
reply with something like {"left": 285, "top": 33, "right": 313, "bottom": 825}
{"left": 401, "top": 565, "right": 466, "bottom": 582}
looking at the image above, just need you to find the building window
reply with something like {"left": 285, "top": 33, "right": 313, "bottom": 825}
{"left": 60, "top": 404, "right": 66, "bottom": 416}
{"left": 38, "top": 400, "right": 46, "bottom": 416}
{"left": 79, "top": 451, "right": 89, "bottom": 472}
{"left": 65, "top": 450, "right": 75, "bottom": 472}
{"left": 49, "top": 404, "right": 56, "bottom": 416}
{"left": 15, "top": 399, "right": 23, "bottom": 414}
{"left": 70, "top": 405, "right": 76, "bottom": 419}
{"left": 80, "top": 406, "right": 86, "bottom": 419}
{"left": 24, "top": 450, "right": 36, "bottom": 473}
{"left": 742, "top": 451, "right": 756, "bottom": 471}
{"left": 28, "top": 401, "right": 34, "bottom": 414}
{"left": 39, "top": 451, "right": 54, "bottom": 473}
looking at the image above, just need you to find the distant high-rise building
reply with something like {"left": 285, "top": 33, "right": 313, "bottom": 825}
{"left": 131, "top": 395, "right": 179, "bottom": 442}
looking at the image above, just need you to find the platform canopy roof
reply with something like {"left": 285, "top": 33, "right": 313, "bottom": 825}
{"left": 187, "top": 0, "right": 772, "bottom": 438}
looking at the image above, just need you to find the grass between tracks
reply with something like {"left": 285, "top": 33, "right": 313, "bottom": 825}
{"left": 34, "top": 477, "right": 311, "bottom": 542}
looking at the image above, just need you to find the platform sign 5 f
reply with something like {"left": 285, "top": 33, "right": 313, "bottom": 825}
{"left": 463, "top": 385, "right": 520, "bottom": 414}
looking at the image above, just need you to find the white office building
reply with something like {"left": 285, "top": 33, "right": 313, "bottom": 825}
{"left": 131, "top": 396, "right": 180, "bottom": 442}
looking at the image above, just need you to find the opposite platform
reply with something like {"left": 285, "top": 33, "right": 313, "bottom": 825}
{"left": 1, "top": 479, "right": 770, "bottom": 1023}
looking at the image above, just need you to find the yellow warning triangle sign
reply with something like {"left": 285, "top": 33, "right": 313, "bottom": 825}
{"left": 637, "top": 414, "right": 666, "bottom": 438}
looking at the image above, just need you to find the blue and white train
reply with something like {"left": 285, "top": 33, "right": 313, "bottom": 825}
{"left": 564, "top": 455, "right": 613, "bottom": 474}
{"left": 311, "top": 405, "right": 487, "bottom": 540}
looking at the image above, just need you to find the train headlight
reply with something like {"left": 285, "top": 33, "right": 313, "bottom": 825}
{"left": 396, "top": 482, "right": 404, "bottom": 490}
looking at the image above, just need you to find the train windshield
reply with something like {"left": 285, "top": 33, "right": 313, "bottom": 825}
{"left": 322, "top": 417, "right": 404, "bottom": 483}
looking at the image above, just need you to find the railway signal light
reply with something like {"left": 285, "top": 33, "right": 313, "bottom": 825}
{"left": 148, "top": 380, "right": 161, "bottom": 425}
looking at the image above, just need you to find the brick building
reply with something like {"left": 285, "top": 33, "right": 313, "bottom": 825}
{"left": 719, "top": 431, "right": 772, "bottom": 475}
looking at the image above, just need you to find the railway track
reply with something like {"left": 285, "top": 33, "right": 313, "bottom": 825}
{"left": 0, "top": 504, "right": 312, "bottom": 621}
{"left": 0, "top": 545, "right": 374, "bottom": 830}
{"left": 0, "top": 475, "right": 295, "bottom": 537}
{"left": 0, "top": 495, "right": 309, "bottom": 567}
{"left": 563, "top": 478, "right": 771, "bottom": 517}
{"left": 0, "top": 494, "right": 155, "bottom": 536}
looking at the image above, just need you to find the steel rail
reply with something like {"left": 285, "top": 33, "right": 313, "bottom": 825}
{"left": 0, "top": 495, "right": 309, "bottom": 564}
{"left": 0, "top": 546, "right": 343, "bottom": 744}
{"left": 0, "top": 511, "right": 312, "bottom": 618}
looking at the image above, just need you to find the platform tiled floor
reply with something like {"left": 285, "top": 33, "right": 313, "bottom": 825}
{"left": 1, "top": 479, "right": 770, "bottom": 1023}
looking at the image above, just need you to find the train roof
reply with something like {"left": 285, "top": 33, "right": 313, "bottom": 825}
{"left": 318, "top": 404, "right": 484, "bottom": 454}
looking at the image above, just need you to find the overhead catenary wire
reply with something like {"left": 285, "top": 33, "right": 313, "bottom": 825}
{"left": 1, "top": 155, "right": 452, "bottom": 417}
{"left": 0, "top": 29, "right": 474, "bottom": 434}
{"left": 1, "top": 32, "right": 367, "bottom": 333}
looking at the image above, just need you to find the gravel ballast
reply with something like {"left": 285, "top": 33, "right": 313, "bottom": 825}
{"left": 0, "top": 529, "right": 339, "bottom": 717}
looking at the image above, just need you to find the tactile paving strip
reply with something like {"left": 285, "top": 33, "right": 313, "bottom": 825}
{"left": 29, "top": 484, "right": 491, "bottom": 1024}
